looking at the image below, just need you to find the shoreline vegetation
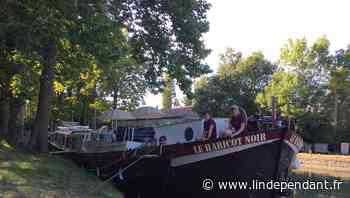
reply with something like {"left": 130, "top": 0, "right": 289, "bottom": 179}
{"left": 0, "top": 140, "right": 122, "bottom": 198}
{"left": 297, "top": 153, "right": 350, "bottom": 174}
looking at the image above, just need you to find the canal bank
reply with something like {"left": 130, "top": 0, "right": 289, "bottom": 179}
{"left": 0, "top": 140, "right": 122, "bottom": 198}
{"left": 297, "top": 153, "right": 350, "bottom": 173}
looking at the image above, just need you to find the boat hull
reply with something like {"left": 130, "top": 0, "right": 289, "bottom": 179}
{"left": 66, "top": 151, "right": 124, "bottom": 170}
{"left": 51, "top": 128, "right": 302, "bottom": 198}
{"left": 115, "top": 130, "right": 302, "bottom": 198}
{"left": 167, "top": 141, "right": 284, "bottom": 198}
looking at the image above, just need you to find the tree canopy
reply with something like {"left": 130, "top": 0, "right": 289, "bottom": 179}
{"left": 193, "top": 49, "right": 276, "bottom": 115}
{"left": 0, "top": 0, "right": 212, "bottom": 152}
{"left": 2, "top": 1, "right": 350, "bottom": 149}
{"left": 192, "top": 38, "right": 350, "bottom": 143}
{"left": 255, "top": 72, "right": 306, "bottom": 117}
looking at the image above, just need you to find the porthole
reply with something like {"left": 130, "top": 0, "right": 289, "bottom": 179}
{"left": 184, "top": 127, "right": 194, "bottom": 141}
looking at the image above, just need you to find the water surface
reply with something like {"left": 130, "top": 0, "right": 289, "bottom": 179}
{"left": 291, "top": 170, "right": 350, "bottom": 198}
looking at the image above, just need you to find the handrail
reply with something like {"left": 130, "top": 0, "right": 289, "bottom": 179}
{"left": 131, "top": 128, "right": 134, "bottom": 141}
{"left": 123, "top": 128, "right": 127, "bottom": 142}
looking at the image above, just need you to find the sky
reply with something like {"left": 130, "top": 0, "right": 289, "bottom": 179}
{"left": 145, "top": 0, "right": 350, "bottom": 108}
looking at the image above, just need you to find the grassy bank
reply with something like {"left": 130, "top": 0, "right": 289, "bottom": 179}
{"left": 0, "top": 139, "right": 123, "bottom": 198}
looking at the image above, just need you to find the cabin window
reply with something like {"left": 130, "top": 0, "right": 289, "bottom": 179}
{"left": 185, "top": 127, "right": 194, "bottom": 141}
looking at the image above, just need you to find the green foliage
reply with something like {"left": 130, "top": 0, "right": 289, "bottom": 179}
{"left": 182, "top": 95, "right": 193, "bottom": 107}
{"left": 193, "top": 75, "right": 232, "bottom": 116}
{"left": 276, "top": 36, "right": 337, "bottom": 142}
{"left": 279, "top": 36, "right": 331, "bottom": 106}
{"left": 3, "top": 0, "right": 350, "bottom": 147}
{"left": 275, "top": 36, "right": 350, "bottom": 143}
{"left": 193, "top": 49, "right": 276, "bottom": 116}
{"left": 256, "top": 72, "right": 306, "bottom": 116}
{"left": 119, "top": 0, "right": 212, "bottom": 95}
{"left": 328, "top": 67, "right": 350, "bottom": 131}
{"left": 99, "top": 46, "right": 148, "bottom": 110}
{"left": 329, "top": 67, "right": 350, "bottom": 96}
{"left": 192, "top": 37, "right": 349, "bottom": 144}
{"left": 1, "top": 0, "right": 212, "bottom": 150}
{"left": 280, "top": 37, "right": 309, "bottom": 71}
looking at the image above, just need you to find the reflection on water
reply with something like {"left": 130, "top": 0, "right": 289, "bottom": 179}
{"left": 291, "top": 170, "right": 350, "bottom": 198}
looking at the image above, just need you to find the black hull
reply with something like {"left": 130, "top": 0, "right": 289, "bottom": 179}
{"left": 118, "top": 139, "right": 295, "bottom": 198}
{"left": 53, "top": 128, "right": 302, "bottom": 198}
{"left": 171, "top": 141, "right": 286, "bottom": 197}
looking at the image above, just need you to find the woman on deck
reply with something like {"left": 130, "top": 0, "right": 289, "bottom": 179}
{"left": 224, "top": 105, "right": 246, "bottom": 137}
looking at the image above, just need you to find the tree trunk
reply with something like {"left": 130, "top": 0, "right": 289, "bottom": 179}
{"left": 0, "top": 56, "right": 25, "bottom": 140}
{"left": 80, "top": 98, "right": 88, "bottom": 125}
{"left": 0, "top": 100, "right": 10, "bottom": 138}
{"left": 334, "top": 90, "right": 338, "bottom": 140}
{"left": 113, "top": 87, "right": 118, "bottom": 109}
{"left": 7, "top": 99, "right": 24, "bottom": 146}
{"left": 29, "top": 43, "right": 57, "bottom": 152}
{"left": 0, "top": 70, "right": 10, "bottom": 138}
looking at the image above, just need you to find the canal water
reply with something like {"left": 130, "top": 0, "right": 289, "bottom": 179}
{"left": 290, "top": 170, "right": 350, "bottom": 198}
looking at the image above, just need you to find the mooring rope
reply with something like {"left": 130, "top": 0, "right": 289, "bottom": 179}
{"left": 90, "top": 146, "right": 159, "bottom": 194}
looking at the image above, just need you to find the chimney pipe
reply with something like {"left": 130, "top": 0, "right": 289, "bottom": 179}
{"left": 272, "top": 96, "right": 277, "bottom": 128}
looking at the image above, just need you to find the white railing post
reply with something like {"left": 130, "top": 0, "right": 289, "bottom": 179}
{"left": 131, "top": 128, "right": 134, "bottom": 141}
{"left": 123, "top": 128, "right": 126, "bottom": 142}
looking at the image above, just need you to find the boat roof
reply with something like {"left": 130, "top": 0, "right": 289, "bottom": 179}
{"left": 118, "top": 107, "right": 201, "bottom": 127}
{"left": 54, "top": 126, "right": 93, "bottom": 135}
{"left": 161, "top": 107, "right": 200, "bottom": 119}
{"left": 130, "top": 106, "right": 200, "bottom": 120}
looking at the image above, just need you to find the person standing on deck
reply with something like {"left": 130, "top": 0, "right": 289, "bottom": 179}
{"left": 224, "top": 105, "right": 246, "bottom": 137}
{"left": 202, "top": 112, "right": 217, "bottom": 141}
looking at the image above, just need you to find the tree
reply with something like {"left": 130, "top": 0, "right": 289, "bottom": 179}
{"left": 103, "top": 63, "right": 148, "bottom": 111}
{"left": 120, "top": 0, "right": 212, "bottom": 95}
{"left": 193, "top": 49, "right": 276, "bottom": 115}
{"left": 98, "top": 40, "right": 149, "bottom": 111}
{"left": 279, "top": 36, "right": 331, "bottom": 111}
{"left": 193, "top": 76, "right": 231, "bottom": 116}
{"left": 325, "top": 48, "right": 350, "bottom": 140}
{"left": 0, "top": 7, "right": 41, "bottom": 143}
{"left": 1, "top": 0, "right": 212, "bottom": 152}
{"left": 328, "top": 67, "right": 350, "bottom": 130}
{"left": 5, "top": 56, "right": 40, "bottom": 146}
{"left": 182, "top": 95, "right": 193, "bottom": 107}
{"left": 255, "top": 72, "right": 306, "bottom": 117}
{"left": 276, "top": 36, "right": 350, "bottom": 142}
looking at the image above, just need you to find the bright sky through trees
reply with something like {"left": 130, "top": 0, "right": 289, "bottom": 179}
{"left": 145, "top": 0, "right": 350, "bottom": 108}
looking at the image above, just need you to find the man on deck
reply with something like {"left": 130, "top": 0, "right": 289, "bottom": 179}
{"left": 202, "top": 112, "right": 217, "bottom": 141}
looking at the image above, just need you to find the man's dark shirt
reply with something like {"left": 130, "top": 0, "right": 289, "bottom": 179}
{"left": 203, "top": 118, "right": 217, "bottom": 140}
{"left": 230, "top": 114, "right": 244, "bottom": 131}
